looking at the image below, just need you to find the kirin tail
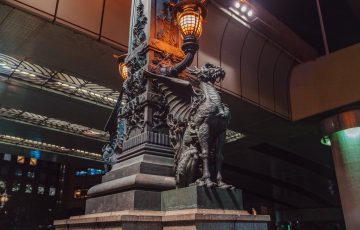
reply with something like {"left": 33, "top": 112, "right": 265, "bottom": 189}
{"left": 175, "top": 148, "right": 198, "bottom": 188}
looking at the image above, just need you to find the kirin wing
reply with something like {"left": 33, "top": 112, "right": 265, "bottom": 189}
{"left": 146, "top": 71, "right": 194, "bottom": 123}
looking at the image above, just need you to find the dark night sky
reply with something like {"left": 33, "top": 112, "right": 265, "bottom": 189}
{"left": 253, "top": 0, "right": 360, "bottom": 55}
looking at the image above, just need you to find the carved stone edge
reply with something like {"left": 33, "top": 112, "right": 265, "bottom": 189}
{"left": 87, "top": 174, "right": 176, "bottom": 197}
{"left": 54, "top": 209, "right": 270, "bottom": 227}
{"left": 113, "top": 154, "right": 173, "bottom": 171}
{"left": 122, "top": 131, "right": 171, "bottom": 151}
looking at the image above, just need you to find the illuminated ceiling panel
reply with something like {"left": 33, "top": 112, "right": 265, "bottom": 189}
{"left": 0, "top": 53, "right": 119, "bottom": 109}
{"left": 0, "top": 134, "right": 102, "bottom": 162}
{"left": 0, "top": 106, "right": 109, "bottom": 142}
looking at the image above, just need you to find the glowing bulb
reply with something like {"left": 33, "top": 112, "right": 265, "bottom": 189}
{"left": 235, "top": 2, "right": 241, "bottom": 8}
{"left": 241, "top": 5, "right": 247, "bottom": 12}
{"left": 120, "top": 63, "right": 128, "bottom": 80}
{"left": 247, "top": 10, "right": 253, "bottom": 17}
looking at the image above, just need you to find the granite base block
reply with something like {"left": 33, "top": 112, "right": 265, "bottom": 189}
{"left": 85, "top": 190, "right": 162, "bottom": 214}
{"left": 161, "top": 186, "right": 243, "bottom": 211}
{"left": 85, "top": 153, "right": 176, "bottom": 214}
{"left": 102, "top": 154, "right": 174, "bottom": 183}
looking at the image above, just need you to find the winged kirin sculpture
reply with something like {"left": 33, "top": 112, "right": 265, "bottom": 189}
{"left": 148, "top": 63, "right": 233, "bottom": 189}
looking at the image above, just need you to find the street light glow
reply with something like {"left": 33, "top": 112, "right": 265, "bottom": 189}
{"left": 241, "top": 5, "right": 247, "bottom": 12}
{"left": 235, "top": 2, "right": 241, "bottom": 8}
{"left": 247, "top": 10, "right": 253, "bottom": 17}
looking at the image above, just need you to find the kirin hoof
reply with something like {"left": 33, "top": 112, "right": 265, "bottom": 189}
{"left": 217, "top": 181, "right": 235, "bottom": 189}
{"left": 194, "top": 178, "right": 216, "bottom": 188}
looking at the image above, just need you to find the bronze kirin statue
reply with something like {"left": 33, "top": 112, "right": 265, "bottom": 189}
{"left": 148, "top": 64, "right": 232, "bottom": 189}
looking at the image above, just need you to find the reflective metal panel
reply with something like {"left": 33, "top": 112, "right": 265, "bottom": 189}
{"left": 57, "top": 0, "right": 104, "bottom": 34}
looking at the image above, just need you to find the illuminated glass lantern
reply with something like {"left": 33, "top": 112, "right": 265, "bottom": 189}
{"left": 177, "top": 6, "right": 203, "bottom": 39}
{"left": 173, "top": 0, "right": 207, "bottom": 47}
{"left": 114, "top": 54, "right": 128, "bottom": 80}
{"left": 119, "top": 63, "right": 128, "bottom": 80}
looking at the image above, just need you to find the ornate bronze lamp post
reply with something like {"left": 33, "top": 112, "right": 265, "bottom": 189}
{"left": 56, "top": 1, "right": 271, "bottom": 229}
{"left": 102, "top": 0, "right": 232, "bottom": 191}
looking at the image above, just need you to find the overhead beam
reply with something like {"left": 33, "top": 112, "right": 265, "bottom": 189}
{"left": 0, "top": 119, "right": 103, "bottom": 153}
{"left": 0, "top": 106, "right": 109, "bottom": 142}
{"left": 0, "top": 80, "right": 110, "bottom": 130}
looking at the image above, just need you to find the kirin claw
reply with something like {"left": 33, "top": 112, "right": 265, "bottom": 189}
{"left": 217, "top": 180, "right": 235, "bottom": 189}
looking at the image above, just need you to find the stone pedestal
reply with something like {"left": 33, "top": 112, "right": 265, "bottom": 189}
{"left": 55, "top": 209, "right": 270, "bottom": 230}
{"left": 57, "top": 186, "right": 270, "bottom": 229}
{"left": 161, "top": 186, "right": 243, "bottom": 211}
{"left": 85, "top": 133, "right": 176, "bottom": 214}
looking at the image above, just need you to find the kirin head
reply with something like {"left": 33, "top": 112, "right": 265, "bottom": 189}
{"left": 188, "top": 63, "right": 225, "bottom": 84}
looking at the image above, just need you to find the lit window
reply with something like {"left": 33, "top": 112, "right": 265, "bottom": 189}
{"left": 17, "top": 156, "right": 25, "bottom": 164}
{"left": 75, "top": 170, "right": 87, "bottom": 176}
{"left": 75, "top": 168, "right": 104, "bottom": 176}
{"left": 15, "top": 169, "right": 22, "bottom": 177}
{"left": 30, "top": 150, "right": 41, "bottom": 159}
{"left": 37, "top": 186, "right": 45, "bottom": 195}
{"left": 25, "top": 184, "right": 32, "bottom": 194}
{"left": 27, "top": 171, "right": 35, "bottom": 179}
{"left": 88, "top": 168, "right": 104, "bottom": 176}
{"left": 74, "top": 189, "right": 81, "bottom": 199}
{"left": 0, "top": 180, "right": 6, "bottom": 190}
{"left": 3, "top": 153, "right": 11, "bottom": 161}
{"left": 73, "top": 189, "right": 87, "bottom": 199}
{"left": 49, "top": 186, "right": 56, "bottom": 196}
{"left": 12, "top": 182, "right": 20, "bottom": 192}
{"left": 29, "top": 158, "right": 37, "bottom": 166}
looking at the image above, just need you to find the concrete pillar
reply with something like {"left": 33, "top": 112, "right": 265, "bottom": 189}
{"left": 321, "top": 109, "right": 360, "bottom": 230}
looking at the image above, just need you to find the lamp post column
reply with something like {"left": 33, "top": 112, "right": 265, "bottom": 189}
{"left": 85, "top": 0, "right": 185, "bottom": 214}
{"left": 321, "top": 109, "right": 360, "bottom": 230}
